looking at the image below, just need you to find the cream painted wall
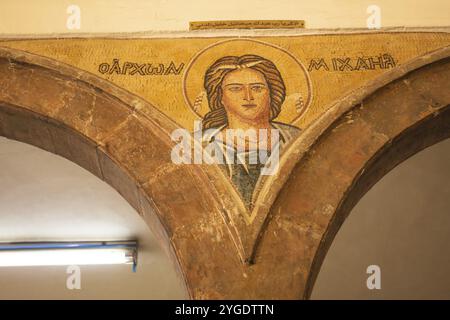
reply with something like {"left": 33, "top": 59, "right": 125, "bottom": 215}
{"left": 0, "top": 137, "right": 186, "bottom": 299}
{"left": 0, "top": 0, "right": 448, "bottom": 34}
{"left": 312, "top": 138, "right": 450, "bottom": 300}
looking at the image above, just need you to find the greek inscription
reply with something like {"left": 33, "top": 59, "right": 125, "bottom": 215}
{"left": 98, "top": 59, "right": 185, "bottom": 76}
{"left": 308, "top": 53, "right": 396, "bottom": 72}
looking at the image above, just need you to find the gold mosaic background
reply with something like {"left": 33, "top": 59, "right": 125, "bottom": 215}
{"left": 1, "top": 32, "right": 449, "bottom": 130}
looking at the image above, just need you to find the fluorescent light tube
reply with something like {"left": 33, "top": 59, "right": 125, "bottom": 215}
{"left": 0, "top": 242, "right": 137, "bottom": 268}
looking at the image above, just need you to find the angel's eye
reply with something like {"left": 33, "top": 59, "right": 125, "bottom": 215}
{"left": 251, "top": 85, "right": 266, "bottom": 92}
{"left": 228, "top": 85, "right": 243, "bottom": 92}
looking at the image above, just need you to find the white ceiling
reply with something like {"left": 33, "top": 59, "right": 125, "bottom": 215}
{"left": 0, "top": 136, "right": 186, "bottom": 299}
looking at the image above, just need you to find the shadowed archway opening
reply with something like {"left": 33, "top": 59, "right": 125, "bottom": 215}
{"left": 0, "top": 136, "right": 188, "bottom": 299}
{"left": 310, "top": 137, "right": 450, "bottom": 299}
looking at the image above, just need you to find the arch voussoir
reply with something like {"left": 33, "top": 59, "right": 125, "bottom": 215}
{"left": 267, "top": 56, "right": 450, "bottom": 299}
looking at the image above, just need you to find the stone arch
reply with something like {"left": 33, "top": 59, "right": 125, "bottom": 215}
{"left": 0, "top": 46, "right": 224, "bottom": 299}
{"left": 0, "top": 44, "right": 449, "bottom": 299}
{"left": 268, "top": 47, "right": 450, "bottom": 299}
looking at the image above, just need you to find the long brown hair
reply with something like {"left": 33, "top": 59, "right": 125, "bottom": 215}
{"left": 202, "top": 54, "right": 286, "bottom": 130}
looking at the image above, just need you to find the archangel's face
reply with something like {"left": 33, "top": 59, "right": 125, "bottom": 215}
{"left": 220, "top": 68, "right": 271, "bottom": 124}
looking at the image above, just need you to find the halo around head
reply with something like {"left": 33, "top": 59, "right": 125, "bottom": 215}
{"left": 182, "top": 38, "right": 313, "bottom": 125}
